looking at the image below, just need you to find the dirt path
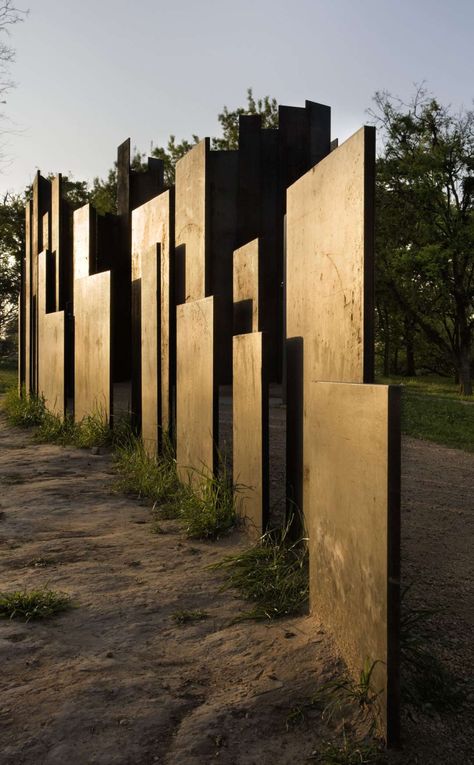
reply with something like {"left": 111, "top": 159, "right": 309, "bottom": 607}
{"left": 0, "top": 416, "right": 473, "bottom": 764}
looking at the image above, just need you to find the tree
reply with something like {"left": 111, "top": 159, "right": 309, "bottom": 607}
{"left": 0, "top": 190, "right": 24, "bottom": 345}
{"left": 0, "top": 2, "right": 27, "bottom": 124}
{"left": 212, "top": 87, "right": 278, "bottom": 150}
{"left": 372, "top": 87, "right": 474, "bottom": 395}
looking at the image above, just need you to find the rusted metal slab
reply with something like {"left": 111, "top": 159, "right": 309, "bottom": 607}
{"left": 233, "top": 238, "right": 260, "bottom": 335}
{"left": 286, "top": 126, "right": 375, "bottom": 521}
{"left": 176, "top": 296, "right": 217, "bottom": 486}
{"left": 131, "top": 190, "right": 175, "bottom": 436}
{"left": 38, "top": 251, "right": 65, "bottom": 417}
{"left": 175, "top": 139, "right": 210, "bottom": 303}
{"left": 306, "top": 381, "right": 400, "bottom": 745}
{"left": 233, "top": 332, "right": 269, "bottom": 537}
{"left": 74, "top": 270, "right": 112, "bottom": 422}
{"left": 140, "top": 243, "right": 160, "bottom": 454}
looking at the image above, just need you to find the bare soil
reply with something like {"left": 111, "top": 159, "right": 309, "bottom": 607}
{"left": 0, "top": 413, "right": 473, "bottom": 764}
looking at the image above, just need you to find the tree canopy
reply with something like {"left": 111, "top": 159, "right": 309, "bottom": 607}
{"left": 371, "top": 87, "right": 474, "bottom": 394}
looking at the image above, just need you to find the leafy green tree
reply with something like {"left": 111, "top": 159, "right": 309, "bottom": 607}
{"left": 0, "top": 190, "right": 24, "bottom": 343}
{"left": 372, "top": 87, "right": 474, "bottom": 394}
{"left": 212, "top": 87, "right": 278, "bottom": 150}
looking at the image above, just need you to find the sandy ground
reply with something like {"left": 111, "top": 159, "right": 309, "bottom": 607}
{"left": 0, "top": 412, "right": 473, "bottom": 764}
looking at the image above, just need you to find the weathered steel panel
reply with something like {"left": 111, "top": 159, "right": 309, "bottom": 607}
{"left": 38, "top": 251, "right": 65, "bottom": 417}
{"left": 74, "top": 271, "right": 111, "bottom": 422}
{"left": 24, "top": 200, "right": 32, "bottom": 394}
{"left": 233, "top": 238, "right": 259, "bottom": 335}
{"left": 175, "top": 139, "right": 209, "bottom": 303}
{"left": 176, "top": 297, "right": 217, "bottom": 486}
{"left": 140, "top": 244, "right": 160, "bottom": 454}
{"left": 306, "top": 381, "right": 400, "bottom": 744}
{"left": 131, "top": 190, "right": 174, "bottom": 436}
{"left": 233, "top": 332, "right": 268, "bottom": 537}
{"left": 73, "top": 204, "right": 94, "bottom": 281}
{"left": 286, "top": 126, "right": 375, "bottom": 521}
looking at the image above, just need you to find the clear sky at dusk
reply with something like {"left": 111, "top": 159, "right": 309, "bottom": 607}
{"left": 1, "top": 0, "right": 473, "bottom": 195}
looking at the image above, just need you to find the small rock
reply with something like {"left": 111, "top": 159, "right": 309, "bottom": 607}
{"left": 91, "top": 447, "right": 101, "bottom": 455}
{"left": 284, "top": 631, "right": 296, "bottom": 639}
{"left": 106, "top": 651, "right": 114, "bottom": 658}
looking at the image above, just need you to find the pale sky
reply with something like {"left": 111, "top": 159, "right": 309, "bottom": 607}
{"left": 0, "top": 0, "right": 473, "bottom": 196}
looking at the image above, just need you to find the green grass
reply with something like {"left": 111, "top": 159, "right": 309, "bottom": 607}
{"left": 2, "top": 387, "right": 46, "bottom": 426}
{"left": 378, "top": 374, "right": 469, "bottom": 400}
{"left": 0, "top": 359, "right": 17, "bottom": 394}
{"left": 401, "top": 393, "right": 474, "bottom": 452}
{"left": 115, "top": 436, "right": 239, "bottom": 539}
{"left": 212, "top": 520, "right": 309, "bottom": 620}
{"left": 377, "top": 375, "right": 474, "bottom": 452}
{"left": 114, "top": 433, "right": 182, "bottom": 514}
{"left": 0, "top": 588, "right": 71, "bottom": 620}
{"left": 2, "top": 387, "right": 131, "bottom": 449}
{"left": 177, "top": 462, "right": 238, "bottom": 540}
{"left": 172, "top": 609, "right": 209, "bottom": 625}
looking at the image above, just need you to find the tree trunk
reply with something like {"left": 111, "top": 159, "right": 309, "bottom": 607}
{"left": 459, "top": 345, "right": 473, "bottom": 396}
{"left": 404, "top": 317, "right": 416, "bottom": 377}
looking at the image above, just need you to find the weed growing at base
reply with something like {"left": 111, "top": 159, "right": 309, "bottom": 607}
{"left": 287, "top": 659, "right": 381, "bottom": 735}
{"left": 2, "top": 387, "right": 46, "bottom": 427}
{"left": 114, "top": 433, "right": 181, "bottom": 513}
{"left": 310, "top": 733, "right": 387, "bottom": 764}
{"left": 0, "top": 588, "right": 71, "bottom": 621}
{"left": 177, "top": 462, "right": 238, "bottom": 540}
{"left": 2, "top": 388, "right": 131, "bottom": 449}
{"left": 212, "top": 519, "right": 308, "bottom": 620}
{"left": 115, "top": 436, "right": 239, "bottom": 540}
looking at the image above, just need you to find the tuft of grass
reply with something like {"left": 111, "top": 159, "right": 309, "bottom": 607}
{"left": 172, "top": 609, "right": 209, "bottom": 625}
{"left": 288, "top": 660, "right": 381, "bottom": 734}
{"left": 34, "top": 410, "right": 76, "bottom": 444}
{"left": 2, "top": 387, "right": 46, "bottom": 427}
{"left": 310, "top": 733, "right": 386, "bottom": 764}
{"left": 2, "top": 388, "right": 131, "bottom": 451}
{"left": 177, "top": 462, "right": 238, "bottom": 540}
{"left": 0, "top": 588, "right": 71, "bottom": 621}
{"left": 212, "top": 519, "right": 308, "bottom": 620}
{"left": 114, "top": 433, "right": 181, "bottom": 514}
{"left": 400, "top": 592, "right": 466, "bottom": 712}
{"left": 115, "top": 437, "right": 239, "bottom": 540}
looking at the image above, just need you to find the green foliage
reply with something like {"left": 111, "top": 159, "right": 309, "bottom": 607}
{"left": 212, "top": 87, "right": 279, "bottom": 150}
{"left": 172, "top": 609, "right": 209, "bottom": 625}
{"left": 212, "top": 521, "right": 308, "bottom": 620}
{"left": 0, "top": 190, "right": 25, "bottom": 342}
{"left": 0, "top": 588, "right": 71, "bottom": 621}
{"left": 372, "top": 86, "right": 474, "bottom": 393}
